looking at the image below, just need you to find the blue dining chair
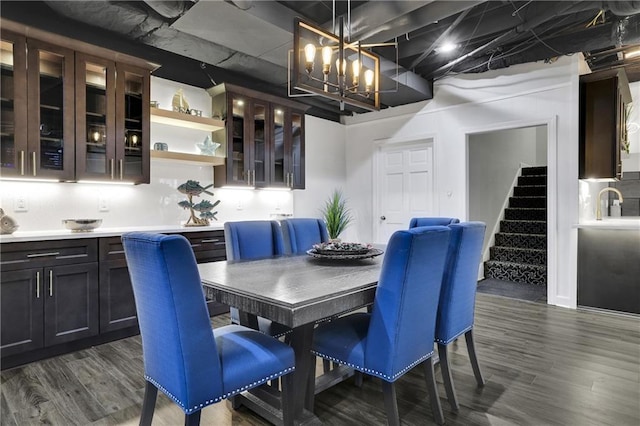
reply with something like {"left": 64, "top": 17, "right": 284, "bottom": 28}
{"left": 280, "top": 218, "right": 329, "bottom": 255}
{"left": 409, "top": 217, "right": 460, "bottom": 228}
{"left": 121, "top": 232, "right": 295, "bottom": 426}
{"left": 311, "top": 226, "right": 451, "bottom": 425}
{"left": 224, "top": 220, "right": 290, "bottom": 337}
{"left": 436, "top": 221, "right": 486, "bottom": 412}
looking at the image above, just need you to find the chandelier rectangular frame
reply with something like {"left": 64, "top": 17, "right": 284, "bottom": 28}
{"left": 290, "top": 17, "right": 385, "bottom": 111}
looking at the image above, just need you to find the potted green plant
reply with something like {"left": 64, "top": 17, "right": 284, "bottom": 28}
{"left": 321, "top": 189, "right": 353, "bottom": 240}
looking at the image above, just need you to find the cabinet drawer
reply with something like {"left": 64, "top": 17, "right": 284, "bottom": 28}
{"left": 1, "top": 239, "right": 98, "bottom": 271}
{"left": 100, "top": 231, "right": 226, "bottom": 262}
{"left": 185, "top": 231, "right": 226, "bottom": 262}
{"left": 99, "top": 237, "right": 126, "bottom": 262}
{"left": 184, "top": 231, "right": 226, "bottom": 252}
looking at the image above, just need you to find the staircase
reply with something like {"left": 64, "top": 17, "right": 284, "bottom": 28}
{"left": 484, "top": 166, "right": 547, "bottom": 286}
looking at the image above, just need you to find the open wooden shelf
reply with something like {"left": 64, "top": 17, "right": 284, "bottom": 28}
{"left": 150, "top": 107, "right": 224, "bottom": 132}
{"left": 150, "top": 150, "right": 225, "bottom": 166}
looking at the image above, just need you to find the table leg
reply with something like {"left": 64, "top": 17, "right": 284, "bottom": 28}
{"left": 288, "top": 323, "right": 316, "bottom": 419}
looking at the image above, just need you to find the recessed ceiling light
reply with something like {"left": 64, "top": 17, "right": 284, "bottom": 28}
{"left": 437, "top": 42, "right": 458, "bottom": 53}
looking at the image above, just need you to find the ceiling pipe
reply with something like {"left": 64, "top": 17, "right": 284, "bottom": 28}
{"left": 430, "top": 1, "right": 583, "bottom": 76}
{"left": 444, "top": 15, "right": 640, "bottom": 76}
{"left": 141, "top": 1, "right": 193, "bottom": 19}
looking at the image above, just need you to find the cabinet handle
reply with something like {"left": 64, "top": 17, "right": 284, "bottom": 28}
{"left": 27, "top": 251, "right": 60, "bottom": 258}
{"left": 201, "top": 239, "right": 220, "bottom": 243}
{"left": 252, "top": 169, "right": 256, "bottom": 186}
{"left": 110, "top": 158, "right": 115, "bottom": 179}
{"left": 49, "top": 270, "right": 53, "bottom": 297}
{"left": 246, "top": 170, "right": 250, "bottom": 186}
{"left": 119, "top": 159, "right": 124, "bottom": 180}
{"left": 20, "top": 151, "right": 25, "bottom": 176}
{"left": 32, "top": 152, "right": 37, "bottom": 176}
{"left": 36, "top": 271, "right": 40, "bottom": 299}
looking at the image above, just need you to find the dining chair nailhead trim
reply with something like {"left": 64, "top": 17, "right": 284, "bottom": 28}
{"left": 435, "top": 325, "right": 473, "bottom": 345}
{"left": 310, "top": 350, "right": 433, "bottom": 382}
{"left": 144, "top": 366, "right": 295, "bottom": 413}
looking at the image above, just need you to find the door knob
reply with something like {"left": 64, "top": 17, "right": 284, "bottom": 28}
{"left": 380, "top": 216, "right": 386, "bottom": 220}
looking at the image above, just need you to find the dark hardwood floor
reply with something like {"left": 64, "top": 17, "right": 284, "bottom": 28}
{"left": 2, "top": 294, "right": 639, "bottom": 425}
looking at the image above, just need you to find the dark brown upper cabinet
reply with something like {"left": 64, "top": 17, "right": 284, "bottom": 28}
{"left": 75, "top": 54, "right": 150, "bottom": 183}
{"left": 579, "top": 69, "right": 632, "bottom": 181}
{"left": 1, "top": 32, "right": 75, "bottom": 180}
{"left": 208, "top": 83, "right": 308, "bottom": 189}
{"left": 1, "top": 21, "right": 154, "bottom": 183}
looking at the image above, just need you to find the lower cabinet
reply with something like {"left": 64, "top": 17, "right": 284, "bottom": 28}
{"left": 0, "top": 240, "right": 99, "bottom": 358}
{"left": 98, "top": 230, "right": 228, "bottom": 333}
{"left": 99, "top": 238, "right": 138, "bottom": 333}
{"left": 1, "top": 229, "right": 227, "bottom": 367}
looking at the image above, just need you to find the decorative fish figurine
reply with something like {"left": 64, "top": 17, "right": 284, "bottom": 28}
{"left": 0, "top": 208, "right": 19, "bottom": 234}
{"left": 177, "top": 180, "right": 213, "bottom": 197}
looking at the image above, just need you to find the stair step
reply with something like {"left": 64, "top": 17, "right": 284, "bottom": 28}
{"left": 504, "top": 208, "right": 546, "bottom": 221}
{"left": 518, "top": 175, "right": 547, "bottom": 186}
{"left": 513, "top": 185, "right": 546, "bottom": 197}
{"left": 490, "top": 246, "right": 547, "bottom": 265}
{"left": 521, "top": 166, "right": 547, "bottom": 176}
{"left": 495, "top": 232, "right": 546, "bottom": 249}
{"left": 509, "top": 196, "right": 546, "bottom": 208}
{"left": 500, "top": 220, "right": 546, "bottom": 235}
{"left": 484, "top": 261, "right": 547, "bottom": 285}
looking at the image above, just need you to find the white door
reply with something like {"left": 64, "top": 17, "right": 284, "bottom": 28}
{"left": 375, "top": 141, "right": 434, "bottom": 243}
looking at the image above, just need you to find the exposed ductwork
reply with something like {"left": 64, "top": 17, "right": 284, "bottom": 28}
{"left": 3, "top": 0, "right": 640, "bottom": 121}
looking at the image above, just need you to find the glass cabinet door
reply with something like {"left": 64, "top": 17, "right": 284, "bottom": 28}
{"left": 271, "top": 105, "right": 287, "bottom": 188}
{"left": 0, "top": 32, "right": 27, "bottom": 177}
{"left": 251, "top": 100, "right": 269, "bottom": 187}
{"left": 290, "top": 111, "right": 305, "bottom": 189}
{"left": 116, "top": 63, "right": 149, "bottom": 183}
{"left": 227, "top": 93, "right": 248, "bottom": 185}
{"left": 27, "top": 39, "right": 74, "bottom": 180}
{"left": 75, "top": 54, "right": 115, "bottom": 181}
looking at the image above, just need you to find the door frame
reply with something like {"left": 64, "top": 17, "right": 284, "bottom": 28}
{"left": 372, "top": 134, "right": 437, "bottom": 243}
{"left": 464, "top": 116, "right": 557, "bottom": 306}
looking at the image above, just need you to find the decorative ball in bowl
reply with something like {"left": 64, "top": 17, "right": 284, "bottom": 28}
{"left": 63, "top": 219, "right": 102, "bottom": 232}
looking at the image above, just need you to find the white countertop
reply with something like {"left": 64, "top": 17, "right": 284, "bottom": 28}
{"left": 0, "top": 224, "right": 225, "bottom": 243}
{"left": 575, "top": 218, "right": 640, "bottom": 230}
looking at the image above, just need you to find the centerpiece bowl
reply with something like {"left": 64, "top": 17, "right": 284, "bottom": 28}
{"left": 63, "top": 219, "right": 102, "bottom": 232}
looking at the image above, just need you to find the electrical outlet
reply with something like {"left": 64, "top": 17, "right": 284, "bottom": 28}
{"left": 98, "top": 196, "right": 110, "bottom": 212}
{"left": 14, "top": 196, "right": 28, "bottom": 212}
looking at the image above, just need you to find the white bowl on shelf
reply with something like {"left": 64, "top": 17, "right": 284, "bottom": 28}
{"left": 62, "top": 219, "right": 103, "bottom": 232}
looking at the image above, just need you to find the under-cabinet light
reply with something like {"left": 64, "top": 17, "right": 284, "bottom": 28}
{"left": 77, "top": 180, "right": 136, "bottom": 185}
{"left": 0, "top": 177, "right": 60, "bottom": 183}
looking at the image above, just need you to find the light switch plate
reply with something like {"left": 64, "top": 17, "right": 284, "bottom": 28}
{"left": 14, "top": 196, "right": 28, "bottom": 212}
{"left": 98, "top": 196, "right": 110, "bottom": 212}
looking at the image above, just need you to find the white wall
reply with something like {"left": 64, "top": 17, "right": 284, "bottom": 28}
{"left": 0, "top": 77, "right": 343, "bottom": 231}
{"left": 468, "top": 126, "right": 547, "bottom": 255}
{"left": 292, "top": 116, "right": 347, "bottom": 222}
{"left": 343, "top": 56, "right": 581, "bottom": 309}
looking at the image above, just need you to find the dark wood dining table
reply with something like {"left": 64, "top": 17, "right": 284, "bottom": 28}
{"left": 198, "top": 252, "right": 384, "bottom": 425}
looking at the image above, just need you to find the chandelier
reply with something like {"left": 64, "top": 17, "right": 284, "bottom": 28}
{"left": 289, "top": 16, "right": 396, "bottom": 111}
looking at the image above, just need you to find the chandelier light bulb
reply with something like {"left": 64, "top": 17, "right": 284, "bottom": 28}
{"left": 364, "top": 69, "right": 374, "bottom": 88}
{"left": 304, "top": 43, "right": 316, "bottom": 73}
{"left": 322, "top": 46, "right": 333, "bottom": 75}
{"left": 92, "top": 130, "right": 101, "bottom": 143}
{"left": 336, "top": 58, "right": 347, "bottom": 76}
{"left": 352, "top": 59, "right": 360, "bottom": 86}
{"left": 304, "top": 43, "right": 316, "bottom": 62}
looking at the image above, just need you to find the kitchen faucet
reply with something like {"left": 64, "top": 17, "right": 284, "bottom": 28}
{"left": 596, "top": 187, "right": 623, "bottom": 220}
